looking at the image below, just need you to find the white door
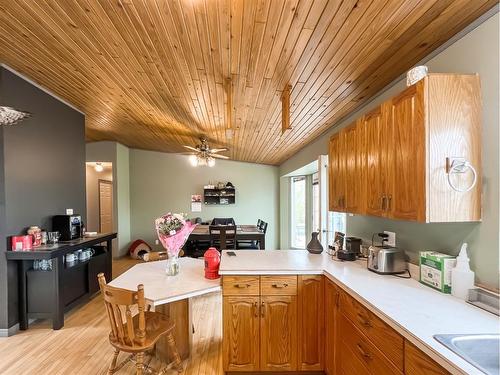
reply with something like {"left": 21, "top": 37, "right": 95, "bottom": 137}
{"left": 317, "top": 155, "right": 329, "bottom": 249}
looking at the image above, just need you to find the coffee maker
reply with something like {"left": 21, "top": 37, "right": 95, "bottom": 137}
{"left": 337, "top": 237, "right": 362, "bottom": 261}
{"left": 52, "top": 214, "right": 82, "bottom": 241}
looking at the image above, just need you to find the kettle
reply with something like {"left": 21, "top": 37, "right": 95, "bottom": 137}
{"left": 367, "top": 233, "right": 406, "bottom": 275}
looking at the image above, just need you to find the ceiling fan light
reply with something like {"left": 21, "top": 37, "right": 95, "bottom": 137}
{"left": 0, "top": 106, "right": 31, "bottom": 126}
{"left": 207, "top": 157, "right": 215, "bottom": 167}
{"left": 189, "top": 154, "right": 198, "bottom": 167}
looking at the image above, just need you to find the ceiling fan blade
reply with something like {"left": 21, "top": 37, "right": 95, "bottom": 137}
{"left": 183, "top": 145, "right": 199, "bottom": 152}
{"left": 211, "top": 154, "right": 229, "bottom": 159}
{"left": 210, "top": 148, "right": 228, "bottom": 153}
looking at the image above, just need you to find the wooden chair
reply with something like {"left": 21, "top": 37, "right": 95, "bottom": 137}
{"left": 98, "top": 273, "right": 183, "bottom": 374}
{"left": 210, "top": 217, "right": 236, "bottom": 226}
{"left": 209, "top": 224, "right": 236, "bottom": 250}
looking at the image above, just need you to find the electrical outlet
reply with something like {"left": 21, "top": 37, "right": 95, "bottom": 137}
{"left": 384, "top": 231, "right": 396, "bottom": 247}
{"left": 155, "top": 239, "right": 160, "bottom": 246}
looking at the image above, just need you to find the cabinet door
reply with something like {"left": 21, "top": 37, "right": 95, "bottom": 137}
{"left": 298, "top": 275, "right": 324, "bottom": 371}
{"left": 325, "top": 279, "right": 338, "bottom": 375}
{"left": 223, "top": 296, "right": 260, "bottom": 372}
{"left": 329, "top": 132, "right": 345, "bottom": 212}
{"left": 260, "top": 295, "right": 297, "bottom": 371}
{"left": 344, "top": 120, "right": 365, "bottom": 214}
{"left": 387, "top": 83, "right": 425, "bottom": 221}
{"left": 364, "top": 106, "right": 389, "bottom": 217}
{"left": 405, "top": 341, "right": 450, "bottom": 375}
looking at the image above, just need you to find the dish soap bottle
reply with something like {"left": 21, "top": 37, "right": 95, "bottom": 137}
{"left": 451, "top": 243, "right": 475, "bottom": 300}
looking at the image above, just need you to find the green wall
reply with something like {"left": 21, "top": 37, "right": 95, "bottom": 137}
{"left": 129, "top": 149, "right": 280, "bottom": 250}
{"left": 279, "top": 12, "right": 499, "bottom": 288}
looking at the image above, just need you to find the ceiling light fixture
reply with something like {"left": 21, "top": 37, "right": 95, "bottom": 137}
{"left": 0, "top": 106, "right": 31, "bottom": 126}
{"left": 183, "top": 137, "right": 229, "bottom": 167}
{"left": 94, "top": 162, "right": 104, "bottom": 172}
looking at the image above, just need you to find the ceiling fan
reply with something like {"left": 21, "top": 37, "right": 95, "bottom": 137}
{"left": 183, "top": 136, "right": 229, "bottom": 167}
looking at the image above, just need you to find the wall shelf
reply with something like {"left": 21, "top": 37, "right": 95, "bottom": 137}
{"left": 204, "top": 187, "right": 236, "bottom": 205}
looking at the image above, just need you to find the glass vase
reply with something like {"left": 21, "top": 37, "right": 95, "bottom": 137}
{"left": 165, "top": 254, "right": 180, "bottom": 276}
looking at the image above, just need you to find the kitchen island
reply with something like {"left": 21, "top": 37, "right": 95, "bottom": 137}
{"left": 219, "top": 250, "right": 499, "bottom": 375}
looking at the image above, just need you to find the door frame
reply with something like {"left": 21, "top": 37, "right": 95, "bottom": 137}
{"left": 98, "top": 179, "right": 113, "bottom": 233}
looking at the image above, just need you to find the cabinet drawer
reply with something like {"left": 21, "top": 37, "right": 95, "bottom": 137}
{"left": 338, "top": 314, "right": 402, "bottom": 375}
{"left": 222, "top": 276, "right": 260, "bottom": 295}
{"left": 261, "top": 276, "right": 297, "bottom": 295}
{"left": 338, "top": 290, "right": 404, "bottom": 371}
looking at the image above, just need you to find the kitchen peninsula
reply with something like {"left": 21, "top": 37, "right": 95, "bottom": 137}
{"left": 219, "top": 250, "right": 499, "bottom": 375}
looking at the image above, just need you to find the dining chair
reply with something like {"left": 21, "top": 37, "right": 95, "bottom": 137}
{"left": 237, "top": 219, "right": 263, "bottom": 250}
{"left": 211, "top": 217, "right": 236, "bottom": 226}
{"left": 209, "top": 224, "right": 236, "bottom": 250}
{"left": 98, "top": 273, "right": 183, "bottom": 374}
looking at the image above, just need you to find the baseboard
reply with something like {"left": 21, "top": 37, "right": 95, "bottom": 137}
{"left": 0, "top": 319, "right": 37, "bottom": 337}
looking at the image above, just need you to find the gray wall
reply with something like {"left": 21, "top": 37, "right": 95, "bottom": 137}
{"left": 130, "top": 149, "right": 280, "bottom": 250}
{"left": 0, "top": 67, "right": 86, "bottom": 330}
{"left": 279, "top": 12, "right": 499, "bottom": 288}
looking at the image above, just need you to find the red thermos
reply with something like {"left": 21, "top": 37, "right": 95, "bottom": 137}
{"left": 204, "top": 247, "right": 220, "bottom": 279}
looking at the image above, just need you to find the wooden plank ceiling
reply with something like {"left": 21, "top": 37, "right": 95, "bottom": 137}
{"left": 0, "top": 0, "right": 496, "bottom": 165}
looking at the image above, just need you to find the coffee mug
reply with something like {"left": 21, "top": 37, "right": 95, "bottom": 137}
{"left": 65, "top": 253, "right": 75, "bottom": 262}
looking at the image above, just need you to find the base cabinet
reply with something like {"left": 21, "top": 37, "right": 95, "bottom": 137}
{"left": 260, "top": 295, "right": 297, "bottom": 371}
{"left": 223, "top": 296, "right": 260, "bottom": 372}
{"left": 223, "top": 275, "right": 452, "bottom": 374}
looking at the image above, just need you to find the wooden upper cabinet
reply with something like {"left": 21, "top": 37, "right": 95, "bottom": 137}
{"left": 329, "top": 132, "right": 345, "bottom": 212}
{"left": 297, "top": 275, "right": 324, "bottom": 371}
{"left": 328, "top": 73, "right": 482, "bottom": 222}
{"left": 387, "top": 83, "right": 426, "bottom": 221}
{"left": 344, "top": 120, "right": 365, "bottom": 213}
{"left": 223, "top": 296, "right": 260, "bottom": 372}
{"left": 260, "top": 295, "right": 297, "bottom": 371}
{"left": 363, "top": 106, "right": 388, "bottom": 217}
{"left": 405, "top": 341, "right": 450, "bottom": 375}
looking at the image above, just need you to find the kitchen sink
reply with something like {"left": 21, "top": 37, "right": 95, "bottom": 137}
{"left": 434, "top": 334, "right": 500, "bottom": 375}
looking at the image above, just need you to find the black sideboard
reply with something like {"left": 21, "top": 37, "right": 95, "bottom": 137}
{"left": 6, "top": 233, "right": 117, "bottom": 330}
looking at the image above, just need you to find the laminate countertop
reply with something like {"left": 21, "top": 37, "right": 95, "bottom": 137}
{"left": 219, "top": 250, "right": 500, "bottom": 375}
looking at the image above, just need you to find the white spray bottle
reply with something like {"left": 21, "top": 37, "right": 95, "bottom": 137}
{"left": 451, "top": 243, "right": 475, "bottom": 300}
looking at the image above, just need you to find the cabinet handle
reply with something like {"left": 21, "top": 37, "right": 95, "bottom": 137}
{"left": 387, "top": 195, "right": 392, "bottom": 211}
{"left": 337, "top": 197, "right": 342, "bottom": 207}
{"left": 356, "top": 344, "right": 372, "bottom": 360}
{"left": 253, "top": 301, "right": 258, "bottom": 317}
{"left": 335, "top": 292, "right": 340, "bottom": 308}
{"left": 272, "top": 283, "right": 288, "bottom": 288}
{"left": 261, "top": 302, "right": 265, "bottom": 317}
{"left": 357, "top": 313, "right": 372, "bottom": 327}
{"left": 234, "top": 283, "right": 250, "bottom": 289}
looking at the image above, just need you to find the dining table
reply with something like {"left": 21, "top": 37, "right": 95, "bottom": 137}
{"left": 188, "top": 224, "right": 266, "bottom": 249}
{"left": 109, "top": 257, "right": 221, "bottom": 363}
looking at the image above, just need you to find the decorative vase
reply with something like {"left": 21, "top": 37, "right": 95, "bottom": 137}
{"left": 307, "top": 232, "right": 324, "bottom": 254}
{"left": 166, "top": 253, "right": 179, "bottom": 276}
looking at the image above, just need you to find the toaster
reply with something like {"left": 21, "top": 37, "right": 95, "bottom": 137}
{"left": 367, "top": 246, "right": 406, "bottom": 275}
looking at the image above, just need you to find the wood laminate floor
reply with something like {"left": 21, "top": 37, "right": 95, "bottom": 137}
{"left": 0, "top": 258, "right": 223, "bottom": 375}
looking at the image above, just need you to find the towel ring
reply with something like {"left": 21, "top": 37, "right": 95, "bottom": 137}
{"left": 446, "top": 157, "right": 477, "bottom": 193}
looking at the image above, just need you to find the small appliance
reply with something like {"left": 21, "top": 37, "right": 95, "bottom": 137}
{"left": 345, "top": 237, "right": 362, "bottom": 254}
{"left": 204, "top": 247, "right": 221, "bottom": 279}
{"left": 11, "top": 235, "right": 33, "bottom": 251}
{"left": 52, "top": 215, "right": 82, "bottom": 241}
{"left": 367, "top": 233, "right": 406, "bottom": 275}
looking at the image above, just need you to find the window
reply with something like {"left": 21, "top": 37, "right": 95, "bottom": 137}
{"left": 328, "top": 211, "right": 346, "bottom": 246}
{"left": 290, "top": 176, "right": 306, "bottom": 248}
{"left": 312, "top": 173, "right": 320, "bottom": 232}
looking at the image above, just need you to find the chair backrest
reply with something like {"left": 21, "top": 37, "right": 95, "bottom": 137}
{"left": 257, "top": 219, "right": 262, "bottom": 228}
{"left": 260, "top": 221, "right": 268, "bottom": 234}
{"left": 98, "top": 273, "right": 146, "bottom": 348}
{"left": 211, "top": 217, "right": 236, "bottom": 226}
{"left": 209, "top": 224, "right": 236, "bottom": 249}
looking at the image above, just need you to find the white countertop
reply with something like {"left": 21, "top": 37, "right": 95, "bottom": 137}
{"left": 220, "top": 250, "right": 500, "bottom": 375}
{"left": 110, "top": 257, "right": 221, "bottom": 306}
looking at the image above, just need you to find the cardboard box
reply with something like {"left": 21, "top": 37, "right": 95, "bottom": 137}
{"left": 419, "top": 251, "right": 456, "bottom": 293}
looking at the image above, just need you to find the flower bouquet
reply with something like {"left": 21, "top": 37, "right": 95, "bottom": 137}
{"left": 155, "top": 213, "right": 196, "bottom": 275}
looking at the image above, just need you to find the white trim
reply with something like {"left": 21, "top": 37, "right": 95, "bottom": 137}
{"left": 1, "top": 64, "right": 84, "bottom": 115}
